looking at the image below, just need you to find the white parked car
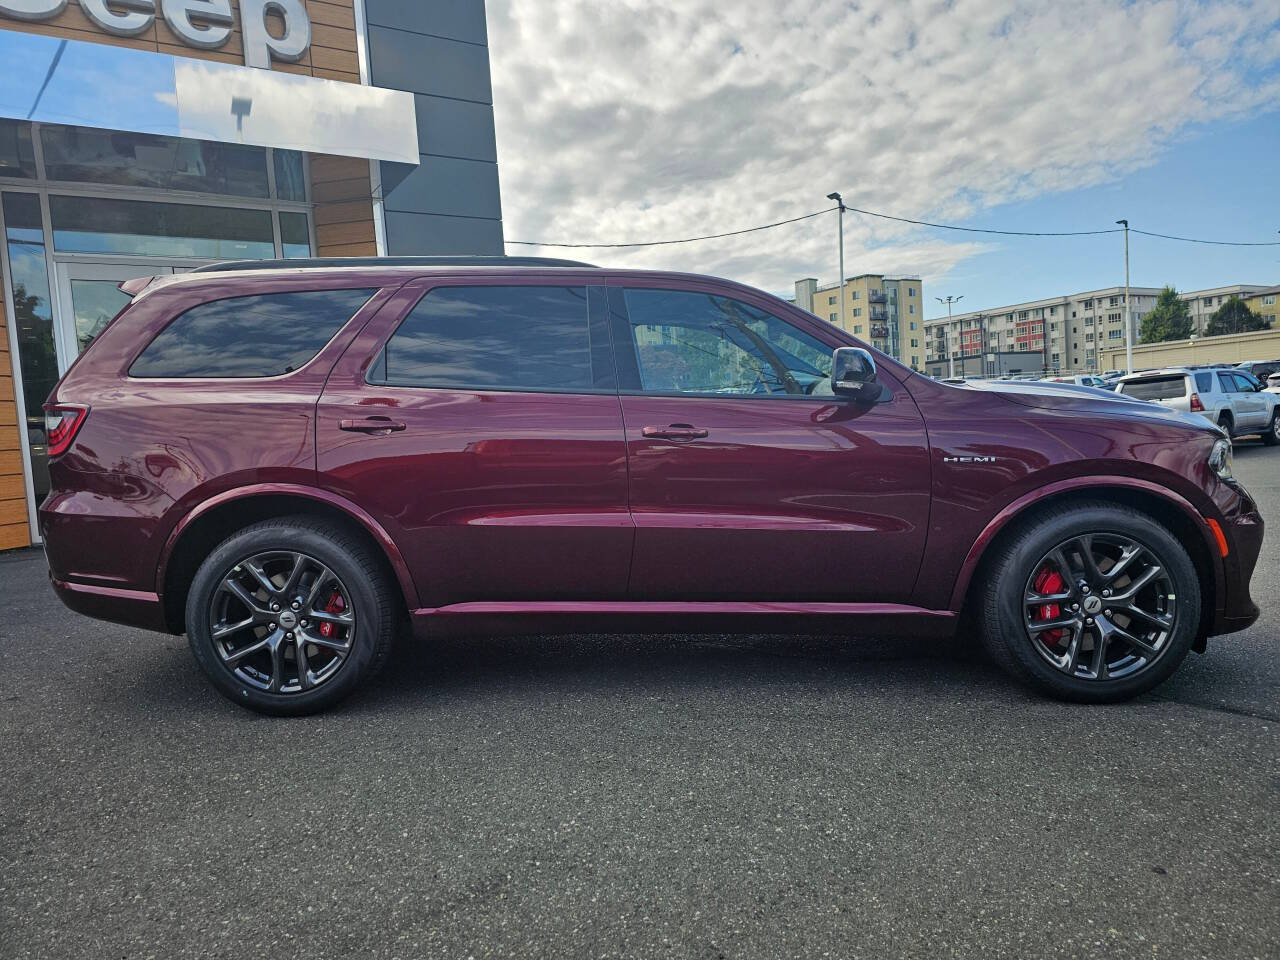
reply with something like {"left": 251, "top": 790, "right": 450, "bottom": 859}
{"left": 1043, "top": 374, "right": 1109, "bottom": 388}
{"left": 1117, "top": 366, "right": 1280, "bottom": 444}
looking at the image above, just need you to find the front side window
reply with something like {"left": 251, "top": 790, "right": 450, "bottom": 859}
{"left": 371, "top": 285, "right": 602, "bottom": 392}
{"left": 131, "top": 288, "right": 375, "bottom": 378}
{"left": 622, "top": 289, "right": 833, "bottom": 397}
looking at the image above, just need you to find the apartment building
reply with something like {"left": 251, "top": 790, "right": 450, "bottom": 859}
{"left": 923, "top": 287, "right": 1162, "bottom": 377}
{"left": 1243, "top": 286, "right": 1280, "bottom": 329}
{"left": 1180, "top": 285, "right": 1271, "bottom": 334}
{"left": 793, "top": 274, "right": 925, "bottom": 368}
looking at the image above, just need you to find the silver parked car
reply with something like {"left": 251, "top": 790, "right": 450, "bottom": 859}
{"left": 1116, "top": 367, "right": 1280, "bottom": 444}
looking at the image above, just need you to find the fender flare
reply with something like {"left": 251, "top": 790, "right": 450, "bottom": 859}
{"left": 156, "top": 483, "right": 420, "bottom": 609}
{"left": 947, "top": 475, "right": 1223, "bottom": 613}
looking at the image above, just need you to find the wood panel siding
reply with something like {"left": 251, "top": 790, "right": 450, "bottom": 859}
{"left": 0, "top": 278, "right": 32, "bottom": 551}
{"left": 310, "top": 154, "right": 378, "bottom": 257}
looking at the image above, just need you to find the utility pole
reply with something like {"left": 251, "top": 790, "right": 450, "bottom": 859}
{"left": 827, "top": 192, "right": 847, "bottom": 332}
{"left": 936, "top": 295, "right": 962, "bottom": 378}
{"left": 1117, "top": 219, "right": 1132, "bottom": 373}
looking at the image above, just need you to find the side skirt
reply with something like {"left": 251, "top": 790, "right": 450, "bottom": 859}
{"left": 409, "top": 601, "right": 958, "bottom": 640}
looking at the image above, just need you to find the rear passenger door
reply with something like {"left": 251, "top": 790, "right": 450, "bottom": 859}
{"left": 1219, "top": 372, "right": 1265, "bottom": 428}
{"left": 317, "top": 278, "right": 632, "bottom": 608}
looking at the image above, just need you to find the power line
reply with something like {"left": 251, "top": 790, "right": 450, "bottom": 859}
{"left": 506, "top": 207, "right": 836, "bottom": 249}
{"left": 1131, "top": 229, "right": 1280, "bottom": 247}
{"left": 505, "top": 202, "right": 1280, "bottom": 249}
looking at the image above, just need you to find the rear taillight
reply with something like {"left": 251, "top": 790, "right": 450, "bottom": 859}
{"left": 1189, "top": 393, "right": 1205, "bottom": 412}
{"left": 45, "top": 404, "right": 89, "bottom": 457}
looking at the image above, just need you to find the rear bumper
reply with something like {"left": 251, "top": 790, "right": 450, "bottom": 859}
{"left": 1208, "top": 499, "right": 1264, "bottom": 638}
{"left": 49, "top": 574, "right": 169, "bottom": 634}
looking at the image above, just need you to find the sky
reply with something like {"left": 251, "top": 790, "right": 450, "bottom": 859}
{"left": 487, "top": 0, "right": 1280, "bottom": 320}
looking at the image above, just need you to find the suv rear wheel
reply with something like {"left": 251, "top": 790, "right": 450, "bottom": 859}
{"left": 1217, "top": 411, "right": 1234, "bottom": 437}
{"left": 979, "top": 502, "right": 1199, "bottom": 702}
{"left": 185, "top": 516, "right": 397, "bottom": 716}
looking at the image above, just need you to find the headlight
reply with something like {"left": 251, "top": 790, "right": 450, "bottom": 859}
{"left": 1209, "top": 438, "right": 1233, "bottom": 481}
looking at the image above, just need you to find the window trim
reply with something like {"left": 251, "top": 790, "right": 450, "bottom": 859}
{"left": 608, "top": 283, "right": 859, "bottom": 403}
{"left": 363, "top": 280, "right": 617, "bottom": 396}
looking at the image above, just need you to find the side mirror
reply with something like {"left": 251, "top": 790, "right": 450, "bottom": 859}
{"left": 832, "top": 347, "right": 879, "bottom": 400}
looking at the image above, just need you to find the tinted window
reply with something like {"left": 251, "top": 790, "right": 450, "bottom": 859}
{"left": 1232, "top": 373, "right": 1258, "bottom": 392}
{"left": 1119, "top": 375, "right": 1188, "bottom": 400}
{"left": 372, "top": 286, "right": 597, "bottom": 391}
{"left": 131, "top": 288, "right": 375, "bottom": 378}
{"left": 1195, "top": 372, "right": 1213, "bottom": 392}
{"left": 1217, "top": 373, "right": 1239, "bottom": 393}
{"left": 622, "top": 289, "right": 832, "bottom": 396}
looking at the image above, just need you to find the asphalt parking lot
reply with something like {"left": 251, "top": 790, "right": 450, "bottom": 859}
{"left": 1, "top": 447, "right": 1276, "bottom": 960}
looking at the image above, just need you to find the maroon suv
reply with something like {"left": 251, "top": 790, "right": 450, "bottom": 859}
{"left": 40, "top": 258, "right": 1263, "bottom": 715}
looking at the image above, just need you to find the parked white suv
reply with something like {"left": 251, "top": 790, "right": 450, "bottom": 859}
{"left": 1116, "top": 367, "right": 1280, "bottom": 445}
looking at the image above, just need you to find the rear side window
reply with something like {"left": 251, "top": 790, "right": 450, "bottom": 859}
{"left": 370, "top": 285, "right": 604, "bottom": 392}
{"left": 1195, "top": 372, "right": 1213, "bottom": 392}
{"left": 1119, "top": 375, "right": 1187, "bottom": 400}
{"left": 130, "top": 288, "right": 375, "bottom": 378}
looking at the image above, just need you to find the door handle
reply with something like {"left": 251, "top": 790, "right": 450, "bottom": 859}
{"left": 642, "top": 423, "right": 709, "bottom": 441}
{"left": 339, "top": 416, "right": 407, "bottom": 434}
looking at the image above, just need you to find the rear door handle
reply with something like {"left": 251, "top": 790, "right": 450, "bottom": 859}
{"left": 339, "top": 416, "right": 407, "bottom": 434}
{"left": 642, "top": 423, "right": 709, "bottom": 441}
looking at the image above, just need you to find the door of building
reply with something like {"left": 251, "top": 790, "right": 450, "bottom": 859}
{"left": 51, "top": 261, "right": 179, "bottom": 370}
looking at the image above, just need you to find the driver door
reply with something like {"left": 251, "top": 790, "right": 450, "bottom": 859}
{"left": 608, "top": 281, "right": 931, "bottom": 602}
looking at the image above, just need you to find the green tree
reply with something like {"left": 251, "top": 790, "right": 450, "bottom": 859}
{"left": 1205, "top": 296, "right": 1268, "bottom": 336}
{"left": 1139, "top": 286, "right": 1193, "bottom": 344}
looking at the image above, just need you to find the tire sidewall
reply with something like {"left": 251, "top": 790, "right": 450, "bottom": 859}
{"left": 989, "top": 506, "right": 1200, "bottom": 702}
{"left": 186, "top": 524, "right": 386, "bottom": 715}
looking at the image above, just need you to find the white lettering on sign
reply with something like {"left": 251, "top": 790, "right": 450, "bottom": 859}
{"left": 0, "top": 0, "right": 310, "bottom": 68}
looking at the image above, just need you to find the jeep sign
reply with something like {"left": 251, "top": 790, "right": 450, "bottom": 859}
{"left": 0, "top": 0, "right": 311, "bottom": 69}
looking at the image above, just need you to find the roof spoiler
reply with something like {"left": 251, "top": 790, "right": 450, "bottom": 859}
{"left": 119, "top": 276, "right": 158, "bottom": 297}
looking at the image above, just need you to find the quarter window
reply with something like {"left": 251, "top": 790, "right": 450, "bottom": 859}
{"left": 371, "top": 286, "right": 601, "bottom": 392}
{"left": 622, "top": 289, "right": 833, "bottom": 397}
{"left": 131, "top": 288, "right": 376, "bottom": 378}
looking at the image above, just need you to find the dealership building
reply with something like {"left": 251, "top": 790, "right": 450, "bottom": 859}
{"left": 0, "top": 0, "right": 503, "bottom": 549}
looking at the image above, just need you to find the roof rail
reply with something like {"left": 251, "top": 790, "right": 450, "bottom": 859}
{"left": 191, "top": 255, "right": 598, "bottom": 273}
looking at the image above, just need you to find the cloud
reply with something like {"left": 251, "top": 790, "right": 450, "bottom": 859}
{"left": 487, "top": 0, "right": 1280, "bottom": 294}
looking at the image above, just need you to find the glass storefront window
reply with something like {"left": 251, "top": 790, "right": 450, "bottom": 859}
{"left": 0, "top": 119, "right": 36, "bottom": 180}
{"left": 39, "top": 126, "right": 271, "bottom": 199}
{"left": 50, "top": 196, "right": 275, "bottom": 260}
{"left": 280, "top": 212, "right": 312, "bottom": 259}
{"left": 2, "top": 192, "right": 57, "bottom": 501}
{"left": 274, "top": 150, "right": 307, "bottom": 202}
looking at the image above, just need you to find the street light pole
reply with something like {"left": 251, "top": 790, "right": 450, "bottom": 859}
{"left": 936, "top": 295, "right": 962, "bottom": 378}
{"left": 827, "top": 192, "right": 847, "bottom": 332}
{"left": 1117, "top": 219, "right": 1132, "bottom": 374}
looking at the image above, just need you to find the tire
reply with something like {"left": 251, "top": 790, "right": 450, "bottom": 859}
{"left": 1217, "top": 412, "right": 1234, "bottom": 437}
{"left": 1262, "top": 410, "right": 1280, "bottom": 447}
{"left": 979, "top": 501, "right": 1199, "bottom": 703}
{"left": 185, "top": 516, "right": 398, "bottom": 716}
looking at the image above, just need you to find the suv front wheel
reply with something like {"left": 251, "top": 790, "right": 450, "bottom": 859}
{"left": 979, "top": 502, "right": 1199, "bottom": 702}
{"left": 185, "top": 516, "right": 398, "bottom": 715}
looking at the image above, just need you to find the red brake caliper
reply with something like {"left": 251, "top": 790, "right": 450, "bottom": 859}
{"left": 1033, "top": 565, "right": 1066, "bottom": 647}
{"left": 317, "top": 590, "right": 345, "bottom": 639}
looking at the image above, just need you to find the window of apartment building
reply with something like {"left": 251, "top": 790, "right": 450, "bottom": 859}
{"left": 1108, "top": 296, "right": 1119, "bottom": 306}
{"left": 1108, "top": 312, "right": 1122, "bottom": 322}
{"left": 1050, "top": 322, "right": 1058, "bottom": 331}
{"left": 910, "top": 339, "right": 919, "bottom": 348}
{"left": 1051, "top": 352, "right": 1061, "bottom": 365}
{"left": 908, "top": 305, "right": 915, "bottom": 314}
{"left": 1108, "top": 329, "right": 1123, "bottom": 340}
{"left": 1072, "top": 326, "right": 1077, "bottom": 333}
{"left": 1204, "top": 297, "right": 1214, "bottom": 306}
{"left": 1086, "top": 333, "right": 1094, "bottom": 341}
{"left": 855, "top": 325, "right": 863, "bottom": 334}
{"left": 907, "top": 287, "right": 915, "bottom": 296}
{"left": 1217, "top": 297, "right": 1224, "bottom": 305}
{"left": 909, "top": 321, "right": 916, "bottom": 330}
{"left": 1017, "top": 310, "right": 1028, "bottom": 320}
{"left": 829, "top": 313, "right": 837, "bottom": 322}
{"left": 1264, "top": 295, "right": 1276, "bottom": 305}
{"left": 911, "top": 355, "right": 918, "bottom": 366}
{"left": 828, "top": 296, "right": 836, "bottom": 305}
{"left": 853, "top": 307, "right": 862, "bottom": 317}
{"left": 851, "top": 291, "right": 859, "bottom": 300}
{"left": 1083, "top": 299, "right": 1093, "bottom": 308}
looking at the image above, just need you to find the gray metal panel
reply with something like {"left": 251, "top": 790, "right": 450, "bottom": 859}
{"left": 364, "top": 0, "right": 488, "bottom": 45}
{"left": 414, "top": 94, "right": 498, "bottom": 162}
{"left": 385, "top": 211, "right": 505, "bottom": 256}
{"left": 368, "top": 25, "right": 492, "bottom": 103}
{"left": 383, "top": 155, "right": 502, "bottom": 220}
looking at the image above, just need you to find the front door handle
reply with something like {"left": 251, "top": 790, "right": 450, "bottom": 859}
{"left": 642, "top": 423, "right": 709, "bottom": 441}
{"left": 339, "top": 416, "right": 407, "bottom": 435}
